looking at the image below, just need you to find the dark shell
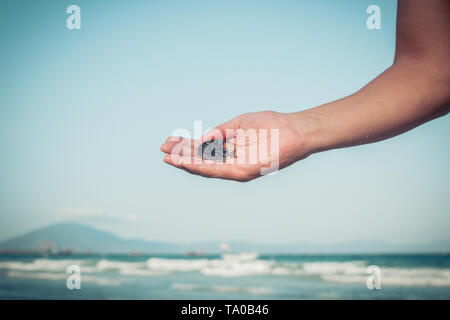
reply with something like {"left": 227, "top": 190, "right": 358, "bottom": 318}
{"left": 198, "top": 139, "right": 227, "bottom": 162}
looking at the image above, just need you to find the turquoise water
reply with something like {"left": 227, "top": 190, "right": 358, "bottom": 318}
{"left": 0, "top": 254, "right": 449, "bottom": 299}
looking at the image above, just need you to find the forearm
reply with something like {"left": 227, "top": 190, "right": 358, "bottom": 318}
{"left": 288, "top": 60, "right": 450, "bottom": 156}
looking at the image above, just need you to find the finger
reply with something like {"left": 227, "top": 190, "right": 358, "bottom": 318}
{"left": 160, "top": 137, "right": 200, "bottom": 156}
{"left": 163, "top": 154, "right": 246, "bottom": 180}
{"left": 164, "top": 136, "right": 183, "bottom": 143}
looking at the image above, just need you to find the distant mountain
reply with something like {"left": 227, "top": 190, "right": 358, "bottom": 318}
{"left": 0, "top": 223, "right": 178, "bottom": 254}
{"left": 0, "top": 223, "right": 448, "bottom": 254}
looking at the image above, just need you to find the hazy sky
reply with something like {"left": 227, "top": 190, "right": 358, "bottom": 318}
{"left": 1, "top": 0, "right": 449, "bottom": 245}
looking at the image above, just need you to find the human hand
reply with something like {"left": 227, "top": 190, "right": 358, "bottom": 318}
{"left": 160, "top": 111, "right": 311, "bottom": 182}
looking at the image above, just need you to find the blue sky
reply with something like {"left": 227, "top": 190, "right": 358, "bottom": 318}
{"left": 1, "top": 0, "right": 449, "bottom": 246}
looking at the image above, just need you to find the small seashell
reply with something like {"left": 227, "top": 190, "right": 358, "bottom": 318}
{"left": 198, "top": 138, "right": 236, "bottom": 162}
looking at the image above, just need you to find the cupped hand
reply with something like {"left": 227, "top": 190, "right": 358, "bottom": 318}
{"left": 160, "top": 111, "right": 310, "bottom": 182}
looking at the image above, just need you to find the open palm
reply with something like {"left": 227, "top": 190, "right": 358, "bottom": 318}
{"left": 160, "top": 111, "right": 309, "bottom": 182}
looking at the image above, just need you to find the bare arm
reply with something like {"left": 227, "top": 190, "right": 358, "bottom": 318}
{"left": 161, "top": 0, "right": 450, "bottom": 182}
{"left": 289, "top": 0, "right": 450, "bottom": 155}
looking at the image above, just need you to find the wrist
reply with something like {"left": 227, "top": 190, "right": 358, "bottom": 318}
{"left": 284, "top": 111, "right": 327, "bottom": 157}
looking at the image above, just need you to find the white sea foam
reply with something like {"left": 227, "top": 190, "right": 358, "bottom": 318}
{"left": 201, "top": 260, "right": 274, "bottom": 277}
{"left": 96, "top": 259, "right": 144, "bottom": 272}
{"left": 146, "top": 257, "right": 275, "bottom": 277}
{"left": 146, "top": 258, "right": 211, "bottom": 272}
{"left": 1, "top": 257, "right": 449, "bottom": 287}
{"left": 6, "top": 271, "right": 121, "bottom": 286}
{"left": 95, "top": 259, "right": 168, "bottom": 276}
{"left": 0, "top": 258, "right": 165, "bottom": 278}
{"left": 0, "top": 259, "right": 86, "bottom": 272}
{"left": 321, "top": 266, "right": 450, "bottom": 287}
{"left": 7, "top": 271, "right": 67, "bottom": 280}
{"left": 301, "top": 261, "right": 367, "bottom": 275}
{"left": 296, "top": 261, "right": 450, "bottom": 287}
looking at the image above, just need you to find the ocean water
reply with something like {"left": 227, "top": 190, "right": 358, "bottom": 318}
{"left": 0, "top": 253, "right": 449, "bottom": 300}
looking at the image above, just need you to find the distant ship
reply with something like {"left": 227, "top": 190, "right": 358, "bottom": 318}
{"left": 184, "top": 249, "right": 204, "bottom": 257}
{"left": 43, "top": 241, "right": 73, "bottom": 257}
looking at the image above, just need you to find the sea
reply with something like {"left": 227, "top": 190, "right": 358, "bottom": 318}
{"left": 0, "top": 253, "right": 449, "bottom": 299}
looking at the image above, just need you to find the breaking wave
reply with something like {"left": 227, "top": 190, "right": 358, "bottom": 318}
{"left": 0, "top": 257, "right": 449, "bottom": 287}
{"left": 6, "top": 271, "right": 121, "bottom": 286}
{"left": 0, "top": 259, "right": 86, "bottom": 272}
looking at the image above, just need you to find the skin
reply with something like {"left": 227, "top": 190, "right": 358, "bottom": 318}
{"left": 161, "top": 0, "right": 450, "bottom": 182}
